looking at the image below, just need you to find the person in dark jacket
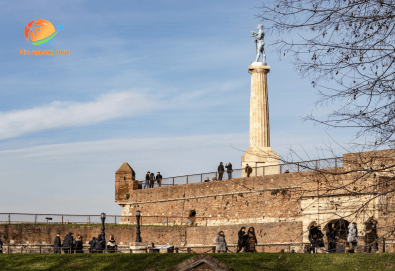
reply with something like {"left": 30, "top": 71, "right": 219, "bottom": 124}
{"left": 107, "top": 235, "right": 117, "bottom": 253}
{"left": 94, "top": 234, "right": 105, "bottom": 253}
{"left": 62, "top": 232, "right": 74, "bottom": 254}
{"left": 149, "top": 172, "right": 155, "bottom": 188}
{"left": 326, "top": 223, "right": 337, "bottom": 253}
{"left": 0, "top": 236, "right": 3, "bottom": 254}
{"left": 236, "top": 227, "right": 247, "bottom": 252}
{"left": 309, "top": 223, "right": 328, "bottom": 253}
{"left": 218, "top": 162, "right": 225, "bottom": 180}
{"left": 156, "top": 172, "right": 162, "bottom": 187}
{"left": 144, "top": 172, "right": 150, "bottom": 189}
{"left": 365, "top": 218, "right": 379, "bottom": 253}
{"left": 88, "top": 236, "right": 96, "bottom": 253}
{"left": 54, "top": 233, "right": 62, "bottom": 254}
{"left": 74, "top": 235, "right": 83, "bottom": 253}
{"left": 245, "top": 164, "right": 253, "bottom": 177}
{"left": 225, "top": 163, "right": 233, "bottom": 179}
{"left": 245, "top": 227, "right": 258, "bottom": 252}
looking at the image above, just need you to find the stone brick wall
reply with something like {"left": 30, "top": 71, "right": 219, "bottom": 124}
{"left": 0, "top": 222, "right": 302, "bottom": 248}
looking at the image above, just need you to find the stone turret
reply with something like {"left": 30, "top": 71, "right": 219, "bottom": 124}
{"left": 115, "top": 162, "right": 141, "bottom": 204}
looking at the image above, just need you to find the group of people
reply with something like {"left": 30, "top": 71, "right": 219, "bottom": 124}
{"left": 144, "top": 172, "right": 162, "bottom": 188}
{"left": 213, "top": 227, "right": 258, "bottom": 253}
{"left": 54, "top": 232, "right": 118, "bottom": 253}
{"left": 308, "top": 218, "right": 380, "bottom": 254}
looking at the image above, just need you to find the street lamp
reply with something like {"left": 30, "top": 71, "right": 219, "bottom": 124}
{"left": 101, "top": 213, "right": 106, "bottom": 252}
{"left": 136, "top": 210, "right": 142, "bottom": 242}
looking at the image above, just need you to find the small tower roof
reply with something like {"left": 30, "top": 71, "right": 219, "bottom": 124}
{"left": 116, "top": 162, "right": 134, "bottom": 173}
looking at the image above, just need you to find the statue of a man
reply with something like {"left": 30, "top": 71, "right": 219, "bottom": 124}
{"left": 251, "top": 24, "right": 266, "bottom": 64}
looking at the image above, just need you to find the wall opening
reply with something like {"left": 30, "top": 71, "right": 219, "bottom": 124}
{"left": 189, "top": 210, "right": 196, "bottom": 218}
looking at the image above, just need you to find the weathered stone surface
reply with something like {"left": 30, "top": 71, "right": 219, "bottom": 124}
{"left": 241, "top": 63, "right": 279, "bottom": 176}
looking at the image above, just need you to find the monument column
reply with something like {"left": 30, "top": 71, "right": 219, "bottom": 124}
{"left": 241, "top": 63, "right": 279, "bottom": 176}
{"left": 249, "top": 63, "right": 270, "bottom": 148}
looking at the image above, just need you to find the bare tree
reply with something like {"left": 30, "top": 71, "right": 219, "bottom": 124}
{"left": 250, "top": 0, "right": 395, "bottom": 256}
{"left": 256, "top": 0, "right": 395, "bottom": 148}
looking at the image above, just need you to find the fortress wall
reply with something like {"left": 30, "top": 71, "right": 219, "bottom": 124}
{"left": 116, "top": 172, "right": 307, "bottom": 225}
{"left": 0, "top": 222, "right": 302, "bottom": 248}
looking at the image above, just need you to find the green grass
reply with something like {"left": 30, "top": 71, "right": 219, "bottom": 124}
{"left": 1, "top": 253, "right": 395, "bottom": 270}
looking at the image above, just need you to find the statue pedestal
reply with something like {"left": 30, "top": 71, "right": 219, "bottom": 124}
{"left": 241, "top": 147, "right": 279, "bottom": 177}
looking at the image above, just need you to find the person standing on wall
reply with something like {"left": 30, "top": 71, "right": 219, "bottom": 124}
{"left": 245, "top": 164, "right": 253, "bottom": 177}
{"left": 149, "top": 172, "right": 155, "bottom": 188}
{"left": 74, "top": 235, "right": 83, "bottom": 253}
{"left": 218, "top": 162, "right": 225, "bottom": 180}
{"left": 214, "top": 231, "right": 228, "bottom": 253}
{"left": 54, "top": 233, "right": 62, "bottom": 254}
{"left": 236, "top": 227, "right": 247, "bottom": 252}
{"left": 145, "top": 172, "right": 150, "bottom": 189}
{"left": 245, "top": 227, "right": 258, "bottom": 252}
{"left": 225, "top": 162, "right": 233, "bottom": 179}
{"left": 156, "top": 172, "right": 162, "bottom": 187}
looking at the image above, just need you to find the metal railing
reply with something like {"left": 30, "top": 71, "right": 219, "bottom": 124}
{"left": 2, "top": 239, "right": 390, "bottom": 254}
{"left": 142, "top": 157, "right": 343, "bottom": 188}
{"left": 0, "top": 213, "right": 210, "bottom": 227}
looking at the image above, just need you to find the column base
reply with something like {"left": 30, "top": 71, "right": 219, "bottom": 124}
{"left": 241, "top": 147, "right": 279, "bottom": 177}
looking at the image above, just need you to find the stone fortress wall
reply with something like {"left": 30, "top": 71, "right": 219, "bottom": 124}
{"left": 115, "top": 149, "right": 395, "bottom": 249}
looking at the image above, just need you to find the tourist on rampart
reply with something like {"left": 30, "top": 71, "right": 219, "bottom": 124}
{"left": 88, "top": 236, "right": 96, "bottom": 253}
{"left": 107, "top": 235, "right": 117, "bottom": 253}
{"left": 245, "top": 164, "right": 253, "bottom": 177}
{"left": 245, "top": 227, "right": 258, "bottom": 252}
{"left": 149, "top": 172, "right": 155, "bottom": 188}
{"left": 62, "top": 232, "right": 74, "bottom": 254}
{"left": 225, "top": 162, "right": 233, "bottom": 179}
{"left": 145, "top": 172, "right": 150, "bottom": 189}
{"left": 54, "top": 233, "right": 61, "bottom": 254}
{"left": 156, "top": 172, "right": 162, "bottom": 187}
{"left": 74, "top": 235, "right": 83, "bottom": 253}
{"left": 218, "top": 162, "right": 225, "bottom": 180}
{"left": 0, "top": 236, "right": 3, "bottom": 254}
{"left": 347, "top": 223, "right": 358, "bottom": 253}
{"left": 326, "top": 223, "right": 338, "bottom": 253}
{"left": 236, "top": 227, "right": 247, "bottom": 253}
{"left": 214, "top": 231, "right": 228, "bottom": 253}
{"left": 365, "top": 218, "right": 379, "bottom": 253}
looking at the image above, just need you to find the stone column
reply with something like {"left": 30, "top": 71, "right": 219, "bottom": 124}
{"left": 241, "top": 62, "right": 279, "bottom": 177}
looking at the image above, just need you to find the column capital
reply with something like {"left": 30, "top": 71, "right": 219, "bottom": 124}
{"left": 248, "top": 62, "right": 270, "bottom": 74}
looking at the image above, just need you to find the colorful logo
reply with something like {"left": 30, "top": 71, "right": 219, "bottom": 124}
{"left": 24, "top": 19, "right": 63, "bottom": 46}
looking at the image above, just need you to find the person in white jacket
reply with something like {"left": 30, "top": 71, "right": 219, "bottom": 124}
{"left": 347, "top": 223, "right": 358, "bottom": 253}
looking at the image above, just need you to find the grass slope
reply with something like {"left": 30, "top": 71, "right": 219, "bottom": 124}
{"left": 0, "top": 253, "right": 394, "bottom": 271}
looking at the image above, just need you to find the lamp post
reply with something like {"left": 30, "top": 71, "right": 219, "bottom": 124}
{"left": 136, "top": 210, "right": 142, "bottom": 242}
{"left": 101, "top": 213, "right": 106, "bottom": 252}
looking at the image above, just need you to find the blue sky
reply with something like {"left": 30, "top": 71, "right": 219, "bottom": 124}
{"left": 0, "top": 0, "right": 356, "bottom": 218}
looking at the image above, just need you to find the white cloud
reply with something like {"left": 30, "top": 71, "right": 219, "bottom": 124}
{"left": 0, "top": 91, "right": 153, "bottom": 140}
